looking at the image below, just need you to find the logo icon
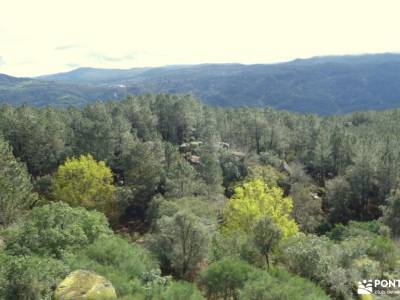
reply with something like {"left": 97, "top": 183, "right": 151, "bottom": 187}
{"left": 358, "top": 280, "right": 373, "bottom": 294}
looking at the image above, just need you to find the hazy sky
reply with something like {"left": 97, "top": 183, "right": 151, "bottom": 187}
{"left": 1, "top": 0, "right": 400, "bottom": 76}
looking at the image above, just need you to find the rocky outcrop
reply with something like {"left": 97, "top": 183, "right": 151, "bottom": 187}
{"left": 54, "top": 270, "right": 117, "bottom": 300}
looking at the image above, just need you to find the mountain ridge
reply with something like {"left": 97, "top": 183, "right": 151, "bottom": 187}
{"left": 3, "top": 53, "right": 400, "bottom": 114}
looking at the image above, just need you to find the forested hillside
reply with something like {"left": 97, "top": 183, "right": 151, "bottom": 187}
{"left": 0, "top": 73, "right": 127, "bottom": 106}
{"left": 41, "top": 53, "right": 400, "bottom": 114}
{"left": 3, "top": 53, "right": 400, "bottom": 114}
{"left": 1, "top": 94, "right": 400, "bottom": 299}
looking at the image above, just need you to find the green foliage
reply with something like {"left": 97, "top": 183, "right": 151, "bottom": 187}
{"left": 290, "top": 182, "right": 323, "bottom": 233}
{"left": 281, "top": 234, "right": 350, "bottom": 298}
{"left": 5, "top": 93, "right": 400, "bottom": 300}
{"left": 157, "top": 282, "right": 204, "bottom": 300}
{"left": 0, "top": 253, "right": 69, "bottom": 300}
{"left": 4, "top": 202, "right": 111, "bottom": 258}
{"left": 150, "top": 196, "right": 218, "bottom": 230}
{"left": 223, "top": 179, "right": 298, "bottom": 238}
{"left": 381, "top": 188, "right": 400, "bottom": 236}
{"left": 122, "top": 141, "right": 163, "bottom": 194}
{"left": 198, "top": 147, "right": 223, "bottom": 195}
{"left": 220, "top": 150, "right": 248, "bottom": 188}
{"left": 367, "top": 236, "right": 398, "bottom": 272}
{"left": 282, "top": 223, "right": 400, "bottom": 299}
{"left": 210, "top": 231, "right": 264, "bottom": 266}
{"left": 120, "top": 140, "right": 163, "bottom": 223}
{"left": 153, "top": 94, "right": 201, "bottom": 144}
{"left": 253, "top": 216, "right": 282, "bottom": 269}
{"left": 327, "top": 220, "right": 388, "bottom": 241}
{"left": 72, "top": 103, "right": 114, "bottom": 161}
{"left": 149, "top": 210, "right": 210, "bottom": 279}
{"left": 324, "top": 176, "right": 353, "bottom": 224}
{"left": 282, "top": 234, "right": 337, "bottom": 281}
{"left": 65, "top": 235, "right": 158, "bottom": 298}
{"left": 200, "top": 258, "right": 254, "bottom": 300}
{"left": 239, "top": 268, "right": 330, "bottom": 300}
{"left": 52, "top": 154, "right": 117, "bottom": 219}
{"left": 247, "top": 164, "right": 285, "bottom": 188}
{"left": 0, "top": 136, "right": 37, "bottom": 226}
{"left": 0, "top": 106, "right": 68, "bottom": 176}
{"left": 163, "top": 154, "right": 204, "bottom": 198}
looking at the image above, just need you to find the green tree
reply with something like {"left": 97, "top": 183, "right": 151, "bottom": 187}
{"left": 220, "top": 150, "right": 248, "bottom": 188}
{"left": 121, "top": 140, "right": 163, "bottom": 222}
{"left": 290, "top": 183, "right": 323, "bottom": 233}
{"left": 324, "top": 176, "right": 352, "bottom": 224}
{"left": 329, "top": 125, "right": 353, "bottom": 176}
{"left": 121, "top": 95, "right": 158, "bottom": 141}
{"left": 223, "top": 179, "right": 298, "bottom": 238}
{"left": 51, "top": 154, "right": 117, "bottom": 219}
{"left": 0, "top": 106, "right": 68, "bottom": 176}
{"left": 381, "top": 189, "right": 400, "bottom": 236}
{"left": 149, "top": 210, "right": 209, "bottom": 279}
{"left": 164, "top": 156, "right": 203, "bottom": 198}
{"left": 71, "top": 103, "right": 114, "bottom": 161}
{"left": 253, "top": 216, "right": 282, "bottom": 269}
{"left": 0, "top": 137, "right": 37, "bottom": 226}
{"left": 345, "top": 145, "right": 379, "bottom": 220}
{"left": 154, "top": 94, "right": 201, "bottom": 144}
{"left": 108, "top": 105, "right": 136, "bottom": 179}
{"left": 198, "top": 147, "right": 223, "bottom": 196}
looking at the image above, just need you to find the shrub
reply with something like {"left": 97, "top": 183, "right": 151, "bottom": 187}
{"left": 200, "top": 258, "right": 254, "bottom": 300}
{"left": 158, "top": 281, "right": 204, "bottom": 300}
{"left": 65, "top": 235, "right": 159, "bottom": 298}
{"left": 239, "top": 268, "right": 330, "bottom": 300}
{"left": 0, "top": 254, "right": 69, "bottom": 300}
{"left": 4, "top": 202, "right": 111, "bottom": 258}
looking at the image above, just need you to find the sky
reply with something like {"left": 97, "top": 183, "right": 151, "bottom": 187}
{"left": 1, "top": 0, "right": 400, "bottom": 77}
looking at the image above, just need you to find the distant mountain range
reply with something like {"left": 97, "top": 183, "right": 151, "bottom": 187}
{"left": 2, "top": 53, "right": 400, "bottom": 114}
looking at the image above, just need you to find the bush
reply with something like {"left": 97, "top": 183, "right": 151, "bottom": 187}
{"left": 239, "top": 268, "right": 330, "bottom": 300}
{"left": 200, "top": 258, "right": 254, "bottom": 300}
{"left": 210, "top": 231, "right": 265, "bottom": 267}
{"left": 4, "top": 202, "right": 111, "bottom": 258}
{"left": 158, "top": 281, "right": 204, "bottom": 300}
{"left": 327, "top": 221, "right": 388, "bottom": 241}
{"left": 65, "top": 235, "right": 159, "bottom": 298}
{"left": 281, "top": 234, "right": 350, "bottom": 298}
{"left": 0, "top": 253, "right": 69, "bottom": 300}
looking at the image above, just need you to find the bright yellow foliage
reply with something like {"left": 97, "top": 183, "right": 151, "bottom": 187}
{"left": 52, "top": 154, "right": 117, "bottom": 219}
{"left": 223, "top": 178, "right": 298, "bottom": 238}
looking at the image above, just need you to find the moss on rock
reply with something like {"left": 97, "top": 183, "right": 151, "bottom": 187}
{"left": 54, "top": 270, "right": 117, "bottom": 300}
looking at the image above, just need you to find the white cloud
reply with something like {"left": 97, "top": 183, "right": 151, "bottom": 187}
{"left": 54, "top": 44, "right": 81, "bottom": 51}
{"left": 1, "top": 0, "right": 400, "bottom": 76}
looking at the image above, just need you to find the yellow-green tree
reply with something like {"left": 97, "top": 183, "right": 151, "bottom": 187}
{"left": 223, "top": 178, "right": 298, "bottom": 238}
{"left": 52, "top": 154, "right": 117, "bottom": 219}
